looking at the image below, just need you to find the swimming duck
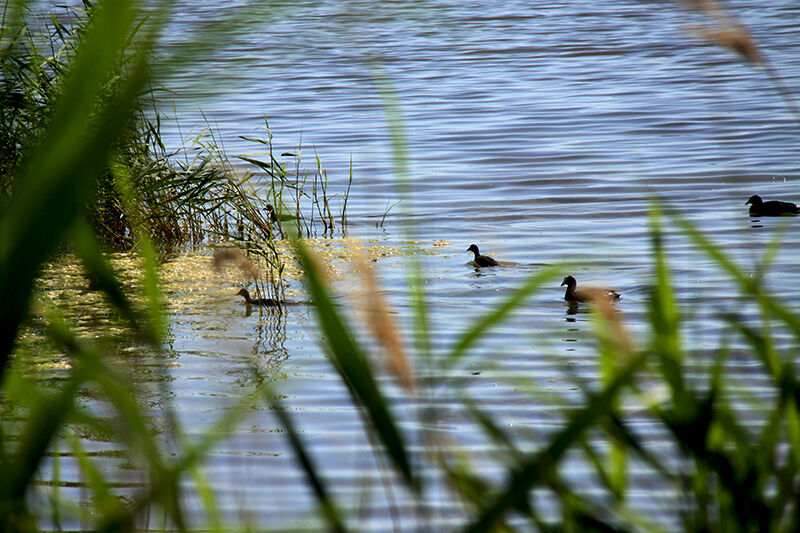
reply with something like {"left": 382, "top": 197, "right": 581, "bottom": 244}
{"left": 467, "top": 244, "right": 498, "bottom": 267}
{"left": 236, "top": 288, "right": 282, "bottom": 306}
{"left": 266, "top": 204, "right": 295, "bottom": 223}
{"left": 746, "top": 195, "right": 800, "bottom": 216}
{"left": 561, "top": 275, "right": 619, "bottom": 303}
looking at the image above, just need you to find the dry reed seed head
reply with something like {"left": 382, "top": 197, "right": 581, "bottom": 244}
{"left": 681, "top": 0, "right": 721, "bottom": 15}
{"left": 591, "top": 296, "right": 636, "bottom": 358}
{"left": 212, "top": 247, "right": 259, "bottom": 280}
{"left": 681, "top": 0, "right": 762, "bottom": 65}
{"left": 696, "top": 26, "right": 762, "bottom": 64}
{"left": 349, "top": 246, "right": 414, "bottom": 393}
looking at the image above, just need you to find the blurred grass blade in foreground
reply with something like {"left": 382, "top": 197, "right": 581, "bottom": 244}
{"left": 0, "top": 0, "right": 165, "bottom": 370}
{"left": 293, "top": 238, "right": 416, "bottom": 489}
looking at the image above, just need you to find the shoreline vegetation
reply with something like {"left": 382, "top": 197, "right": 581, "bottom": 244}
{"left": 2, "top": 1, "right": 800, "bottom": 532}
{"left": 1, "top": 0, "right": 352, "bottom": 306}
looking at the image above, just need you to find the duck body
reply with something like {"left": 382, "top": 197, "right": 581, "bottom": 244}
{"left": 746, "top": 195, "right": 800, "bottom": 216}
{"left": 561, "top": 275, "right": 619, "bottom": 303}
{"left": 467, "top": 244, "right": 498, "bottom": 267}
{"left": 236, "top": 288, "right": 282, "bottom": 307}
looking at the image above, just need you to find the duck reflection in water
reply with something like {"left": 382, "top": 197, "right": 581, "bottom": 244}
{"left": 565, "top": 301, "right": 580, "bottom": 321}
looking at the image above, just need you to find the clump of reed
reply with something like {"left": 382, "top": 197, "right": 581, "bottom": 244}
{"left": 237, "top": 121, "right": 353, "bottom": 240}
{"left": 1, "top": 1, "right": 351, "bottom": 257}
{"left": 2, "top": 0, "right": 353, "bottom": 311}
{"left": 0, "top": 0, "right": 181, "bottom": 249}
{"left": 194, "top": 121, "right": 355, "bottom": 305}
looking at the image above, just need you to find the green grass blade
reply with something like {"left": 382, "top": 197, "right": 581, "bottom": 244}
{"left": 464, "top": 351, "right": 646, "bottom": 532}
{"left": 266, "top": 391, "right": 348, "bottom": 533}
{"left": 648, "top": 205, "right": 687, "bottom": 407}
{"left": 187, "top": 463, "right": 223, "bottom": 533}
{"left": 110, "top": 159, "right": 167, "bottom": 342}
{"left": 293, "top": 238, "right": 415, "bottom": 489}
{"left": 0, "top": 0, "right": 159, "bottom": 370}
{"left": 648, "top": 205, "right": 681, "bottom": 358}
{"left": 366, "top": 59, "right": 431, "bottom": 365}
{"left": 723, "top": 312, "right": 782, "bottom": 383}
{"left": 446, "top": 265, "right": 564, "bottom": 366}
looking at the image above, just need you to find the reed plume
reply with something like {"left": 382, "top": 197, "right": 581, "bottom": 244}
{"left": 350, "top": 249, "right": 414, "bottom": 392}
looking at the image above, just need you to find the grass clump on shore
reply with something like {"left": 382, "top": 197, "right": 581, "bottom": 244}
{"left": 1, "top": 0, "right": 352, "bottom": 310}
{"left": 1, "top": 1, "right": 350, "bottom": 253}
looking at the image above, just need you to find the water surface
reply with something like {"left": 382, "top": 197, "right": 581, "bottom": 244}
{"left": 20, "top": 0, "right": 800, "bottom": 529}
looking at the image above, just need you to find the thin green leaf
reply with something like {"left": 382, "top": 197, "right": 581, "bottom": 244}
{"left": 464, "top": 351, "right": 646, "bottom": 532}
{"left": 366, "top": 58, "right": 431, "bottom": 365}
{"left": 648, "top": 204, "right": 686, "bottom": 406}
{"left": 447, "top": 264, "right": 564, "bottom": 366}
{"left": 267, "top": 392, "right": 348, "bottom": 533}
{"left": 670, "top": 210, "right": 800, "bottom": 339}
{"left": 110, "top": 160, "right": 167, "bottom": 342}
{"left": 293, "top": 238, "right": 415, "bottom": 489}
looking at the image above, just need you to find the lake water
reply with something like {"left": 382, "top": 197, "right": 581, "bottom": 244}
{"left": 19, "top": 0, "right": 800, "bottom": 530}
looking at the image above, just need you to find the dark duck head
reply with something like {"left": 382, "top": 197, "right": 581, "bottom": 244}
{"left": 561, "top": 275, "right": 619, "bottom": 303}
{"left": 746, "top": 194, "right": 799, "bottom": 216}
{"left": 745, "top": 195, "right": 763, "bottom": 207}
{"left": 561, "top": 275, "right": 577, "bottom": 290}
{"left": 467, "top": 244, "right": 498, "bottom": 267}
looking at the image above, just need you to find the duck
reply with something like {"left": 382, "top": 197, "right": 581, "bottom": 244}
{"left": 467, "top": 244, "right": 498, "bottom": 267}
{"left": 236, "top": 288, "right": 282, "bottom": 307}
{"left": 266, "top": 204, "right": 295, "bottom": 223}
{"left": 746, "top": 195, "right": 800, "bottom": 216}
{"left": 561, "top": 275, "right": 619, "bottom": 303}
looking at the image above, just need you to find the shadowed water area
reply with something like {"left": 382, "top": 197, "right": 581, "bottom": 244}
{"left": 12, "top": 0, "right": 800, "bottom": 530}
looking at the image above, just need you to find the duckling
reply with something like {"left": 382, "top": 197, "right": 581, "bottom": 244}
{"left": 236, "top": 288, "right": 282, "bottom": 307}
{"left": 467, "top": 244, "right": 498, "bottom": 267}
{"left": 266, "top": 204, "right": 295, "bottom": 223}
{"left": 746, "top": 195, "right": 800, "bottom": 216}
{"left": 561, "top": 275, "right": 619, "bottom": 303}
